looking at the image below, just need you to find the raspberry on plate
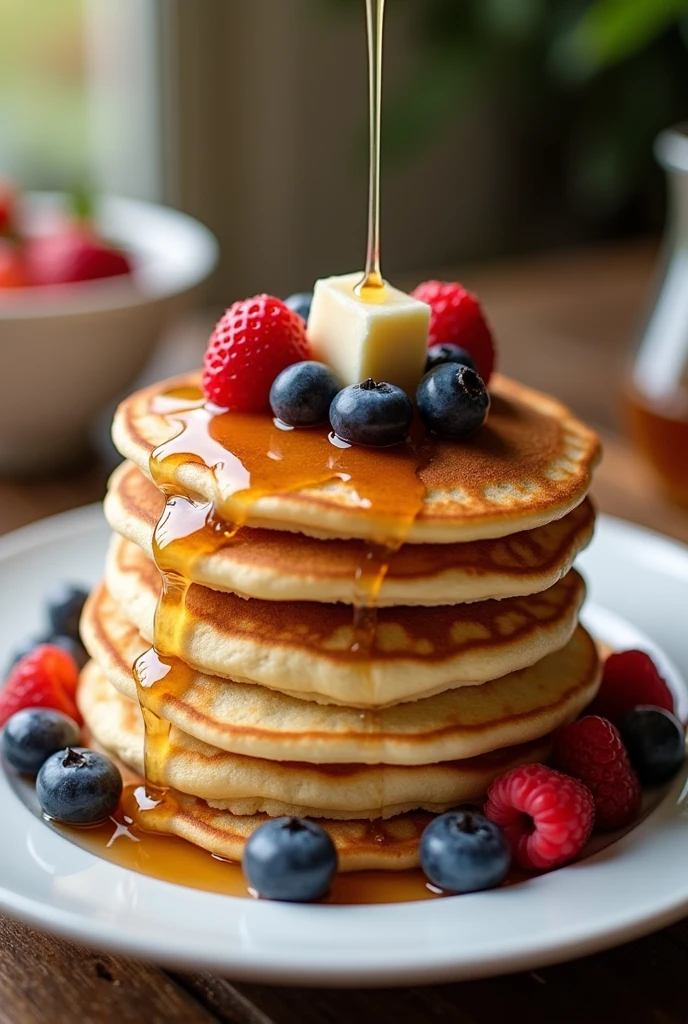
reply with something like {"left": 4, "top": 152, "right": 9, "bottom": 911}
{"left": 411, "top": 280, "right": 495, "bottom": 384}
{"left": 0, "top": 645, "right": 81, "bottom": 727}
{"left": 551, "top": 716, "right": 642, "bottom": 830}
{"left": 587, "top": 650, "right": 674, "bottom": 723}
{"left": 202, "top": 295, "right": 311, "bottom": 412}
{"left": 485, "top": 763, "right": 594, "bottom": 871}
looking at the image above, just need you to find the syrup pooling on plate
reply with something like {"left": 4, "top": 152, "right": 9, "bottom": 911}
{"left": 56, "top": 784, "right": 534, "bottom": 903}
{"left": 135, "top": 386, "right": 432, "bottom": 802}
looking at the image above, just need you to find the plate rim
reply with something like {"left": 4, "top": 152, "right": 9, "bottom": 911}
{"left": 0, "top": 503, "right": 687, "bottom": 986}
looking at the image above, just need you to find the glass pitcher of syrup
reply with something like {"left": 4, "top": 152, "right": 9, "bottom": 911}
{"left": 626, "top": 125, "right": 688, "bottom": 508}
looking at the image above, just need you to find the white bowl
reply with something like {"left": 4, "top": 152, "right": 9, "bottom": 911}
{"left": 0, "top": 193, "right": 218, "bottom": 474}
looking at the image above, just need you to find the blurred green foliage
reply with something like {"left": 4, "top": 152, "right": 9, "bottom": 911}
{"left": 0, "top": 0, "right": 88, "bottom": 187}
{"left": 331, "top": 0, "right": 688, "bottom": 235}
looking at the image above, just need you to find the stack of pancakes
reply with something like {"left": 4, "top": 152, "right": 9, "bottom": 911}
{"left": 79, "top": 372, "right": 602, "bottom": 871}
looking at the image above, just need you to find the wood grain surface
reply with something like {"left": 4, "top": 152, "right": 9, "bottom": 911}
{"left": 1, "top": 240, "right": 687, "bottom": 1023}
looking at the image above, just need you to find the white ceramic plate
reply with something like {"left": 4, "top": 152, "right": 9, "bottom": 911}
{"left": 0, "top": 506, "right": 687, "bottom": 986}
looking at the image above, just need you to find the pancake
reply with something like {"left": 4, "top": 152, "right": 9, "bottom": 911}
{"left": 106, "top": 461, "right": 596, "bottom": 606}
{"left": 112, "top": 372, "right": 601, "bottom": 543}
{"left": 130, "top": 788, "right": 434, "bottom": 872}
{"left": 105, "top": 535, "right": 586, "bottom": 705}
{"left": 81, "top": 583, "right": 601, "bottom": 765}
{"left": 78, "top": 661, "right": 553, "bottom": 819}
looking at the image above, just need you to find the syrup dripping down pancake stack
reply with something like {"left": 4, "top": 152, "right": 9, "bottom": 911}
{"left": 78, "top": 355, "right": 602, "bottom": 871}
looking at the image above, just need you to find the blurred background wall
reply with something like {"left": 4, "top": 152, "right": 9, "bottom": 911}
{"left": 2, "top": 0, "right": 688, "bottom": 301}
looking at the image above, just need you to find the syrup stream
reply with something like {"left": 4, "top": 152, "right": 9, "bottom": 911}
{"left": 356, "top": 0, "right": 386, "bottom": 302}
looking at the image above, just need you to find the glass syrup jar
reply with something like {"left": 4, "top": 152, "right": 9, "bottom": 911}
{"left": 626, "top": 125, "right": 688, "bottom": 508}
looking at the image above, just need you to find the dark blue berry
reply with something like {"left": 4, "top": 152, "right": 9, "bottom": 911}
{"left": 36, "top": 747, "right": 122, "bottom": 824}
{"left": 425, "top": 344, "right": 477, "bottom": 374}
{"left": 419, "top": 810, "right": 511, "bottom": 893}
{"left": 50, "top": 635, "right": 89, "bottom": 671}
{"left": 284, "top": 292, "right": 313, "bottom": 323}
{"left": 270, "top": 361, "right": 343, "bottom": 427}
{"left": 618, "top": 706, "right": 686, "bottom": 786}
{"left": 2, "top": 709, "right": 81, "bottom": 776}
{"left": 46, "top": 584, "right": 89, "bottom": 641}
{"left": 416, "top": 364, "right": 490, "bottom": 440}
{"left": 330, "top": 378, "right": 413, "bottom": 447}
{"left": 243, "top": 816, "right": 338, "bottom": 902}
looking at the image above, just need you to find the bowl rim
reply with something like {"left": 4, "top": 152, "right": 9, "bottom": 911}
{"left": 0, "top": 192, "right": 219, "bottom": 320}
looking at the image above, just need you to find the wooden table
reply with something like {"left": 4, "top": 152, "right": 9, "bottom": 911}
{"left": 2, "top": 241, "right": 688, "bottom": 1023}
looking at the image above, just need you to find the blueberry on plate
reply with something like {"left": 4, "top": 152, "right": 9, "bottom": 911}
{"left": 36, "top": 747, "right": 122, "bottom": 824}
{"left": 270, "top": 361, "right": 343, "bottom": 427}
{"left": 618, "top": 706, "right": 686, "bottom": 785}
{"left": 330, "top": 378, "right": 414, "bottom": 447}
{"left": 50, "top": 634, "right": 89, "bottom": 671}
{"left": 46, "top": 584, "right": 89, "bottom": 641}
{"left": 416, "top": 364, "right": 490, "bottom": 440}
{"left": 2, "top": 708, "right": 81, "bottom": 776}
{"left": 243, "top": 816, "right": 338, "bottom": 902}
{"left": 419, "top": 810, "right": 511, "bottom": 893}
{"left": 425, "top": 343, "right": 477, "bottom": 375}
{"left": 284, "top": 292, "right": 313, "bottom": 323}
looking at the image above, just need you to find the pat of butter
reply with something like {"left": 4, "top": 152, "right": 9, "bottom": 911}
{"left": 307, "top": 272, "right": 430, "bottom": 396}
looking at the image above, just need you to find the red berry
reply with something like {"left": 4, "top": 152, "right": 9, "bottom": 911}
{"left": 0, "top": 240, "right": 26, "bottom": 288}
{"left": 587, "top": 650, "right": 674, "bottom": 724}
{"left": 0, "top": 645, "right": 81, "bottom": 727}
{"left": 0, "top": 179, "right": 16, "bottom": 236}
{"left": 25, "top": 227, "right": 132, "bottom": 286}
{"left": 551, "top": 716, "right": 641, "bottom": 830}
{"left": 485, "top": 763, "right": 594, "bottom": 871}
{"left": 412, "top": 280, "right": 496, "bottom": 384}
{"left": 202, "top": 294, "right": 311, "bottom": 411}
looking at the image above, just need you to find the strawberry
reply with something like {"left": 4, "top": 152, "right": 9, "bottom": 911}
{"left": 0, "top": 240, "right": 26, "bottom": 288}
{"left": 551, "top": 716, "right": 642, "bottom": 830}
{"left": 25, "top": 226, "right": 132, "bottom": 286}
{"left": 0, "top": 645, "right": 81, "bottom": 727}
{"left": 411, "top": 280, "right": 496, "bottom": 384}
{"left": 485, "top": 763, "right": 594, "bottom": 871}
{"left": 202, "top": 294, "right": 311, "bottom": 411}
{"left": 587, "top": 650, "right": 674, "bottom": 724}
{"left": 0, "top": 179, "right": 17, "bottom": 237}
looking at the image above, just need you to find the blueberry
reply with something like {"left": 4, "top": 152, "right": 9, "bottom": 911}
{"left": 419, "top": 810, "right": 511, "bottom": 893}
{"left": 618, "top": 706, "right": 686, "bottom": 786}
{"left": 330, "top": 378, "right": 413, "bottom": 447}
{"left": 270, "top": 361, "right": 343, "bottom": 427}
{"left": 285, "top": 292, "right": 313, "bottom": 323}
{"left": 50, "top": 634, "right": 89, "bottom": 671}
{"left": 416, "top": 364, "right": 490, "bottom": 440}
{"left": 46, "top": 584, "right": 89, "bottom": 641}
{"left": 425, "top": 344, "right": 477, "bottom": 374}
{"left": 36, "top": 747, "right": 122, "bottom": 824}
{"left": 243, "top": 816, "right": 338, "bottom": 902}
{"left": 2, "top": 709, "right": 81, "bottom": 776}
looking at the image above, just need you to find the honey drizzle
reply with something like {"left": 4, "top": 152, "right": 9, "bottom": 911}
{"left": 355, "top": 0, "right": 386, "bottom": 302}
{"left": 134, "top": 388, "right": 429, "bottom": 820}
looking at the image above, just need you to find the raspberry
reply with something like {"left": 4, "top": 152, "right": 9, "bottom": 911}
{"left": 587, "top": 650, "right": 674, "bottom": 724}
{"left": 551, "top": 716, "right": 641, "bottom": 830}
{"left": 412, "top": 280, "right": 495, "bottom": 384}
{"left": 202, "top": 295, "right": 311, "bottom": 412}
{"left": 0, "top": 645, "right": 81, "bottom": 727}
{"left": 485, "top": 763, "right": 594, "bottom": 871}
